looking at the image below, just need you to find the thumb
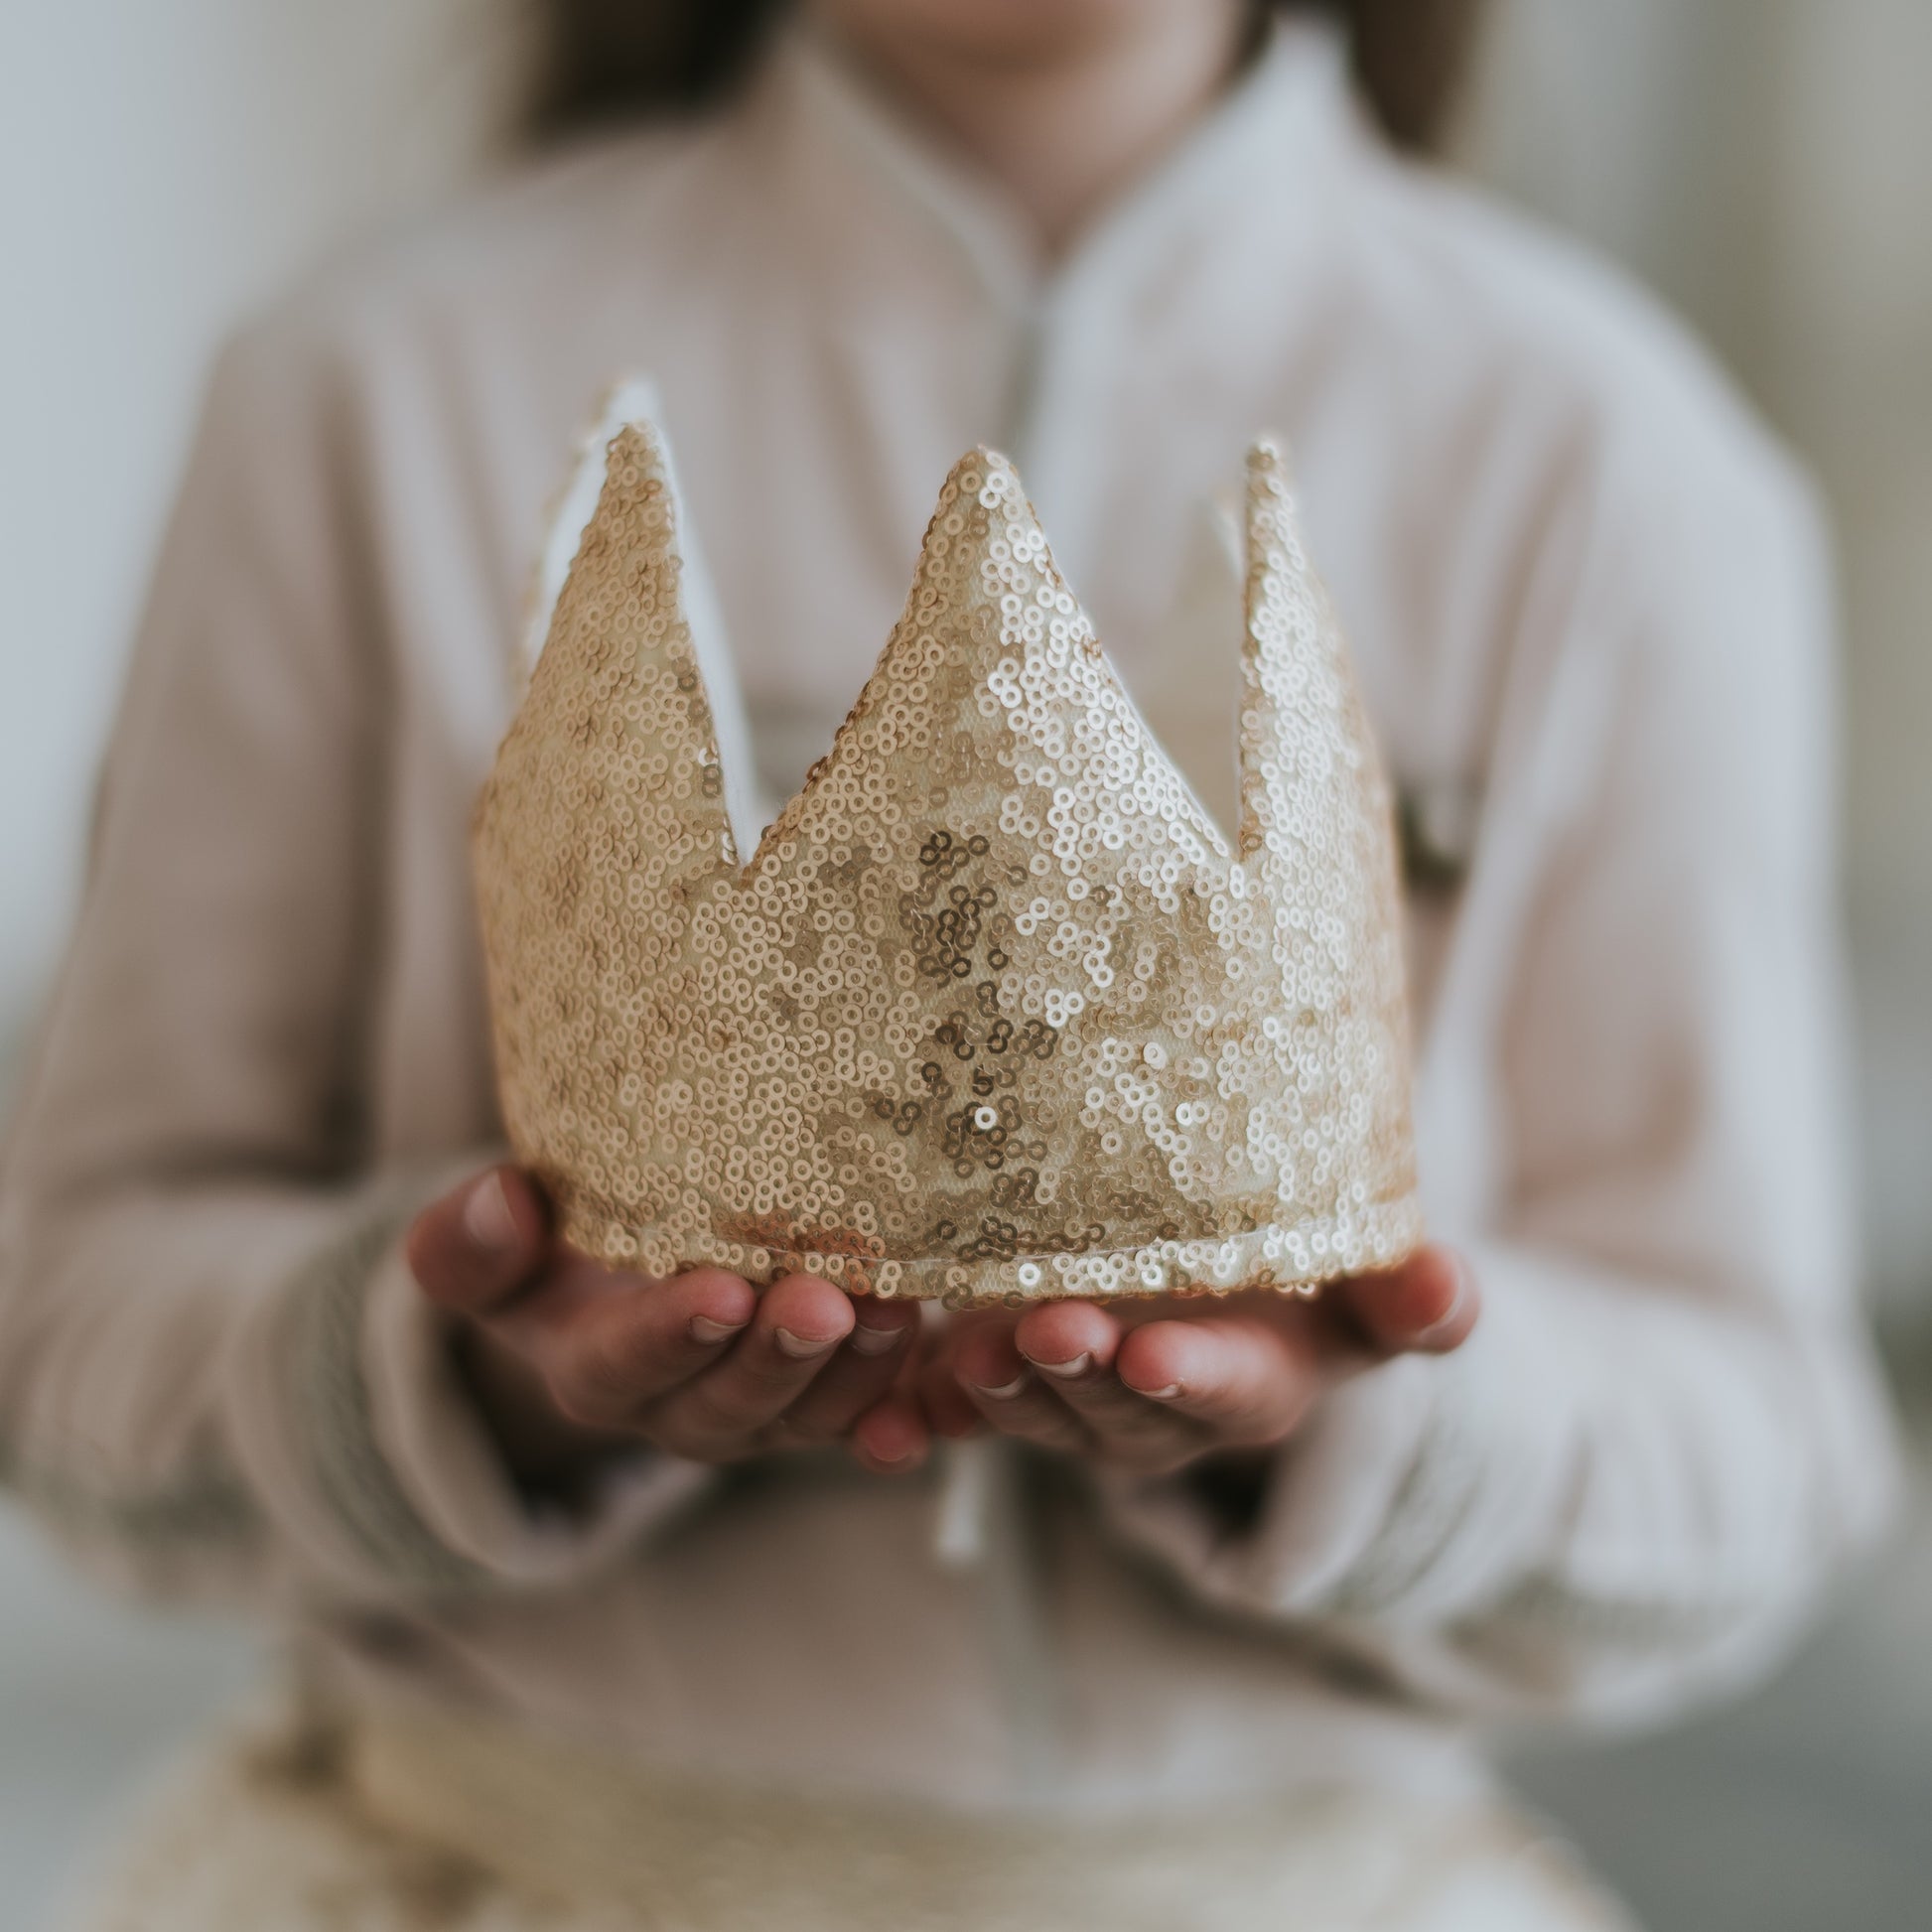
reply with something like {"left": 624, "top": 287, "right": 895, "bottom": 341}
{"left": 405, "top": 1166, "right": 551, "bottom": 1314}
{"left": 1335, "top": 1245, "right": 1478, "bottom": 1358}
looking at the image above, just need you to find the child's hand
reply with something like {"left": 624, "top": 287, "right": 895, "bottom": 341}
{"left": 923, "top": 1247, "right": 1477, "bottom": 1478}
{"left": 405, "top": 1167, "right": 928, "bottom": 1484}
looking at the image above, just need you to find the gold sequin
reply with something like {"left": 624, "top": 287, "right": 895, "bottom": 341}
{"left": 473, "top": 416, "right": 1422, "bottom": 1305}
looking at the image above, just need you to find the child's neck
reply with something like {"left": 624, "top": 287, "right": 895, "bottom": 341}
{"left": 811, "top": 1, "right": 1254, "bottom": 259}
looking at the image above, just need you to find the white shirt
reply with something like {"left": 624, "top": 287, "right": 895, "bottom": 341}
{"left": 0, "top": 23, "right": 1898, "bottom": 1813}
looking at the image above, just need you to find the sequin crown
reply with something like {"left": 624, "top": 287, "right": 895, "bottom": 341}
{"left": 473, "top": 405, "right": 1422, "bottom": 1304}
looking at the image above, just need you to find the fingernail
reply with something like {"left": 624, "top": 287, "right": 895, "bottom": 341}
{"left": 974, "top": 1373, "right": 1030, "bottom": 1400}
{"left": 1137, "top": 1382, "right": 1184, "bottom": 1401}
{"left": 849, "top": 1322, "right": 904, "bottom": 1357}
{"left": 775, "top": 1327, "right": 840, "bottom": 1360}
{"left": 689, "top": 1315, "right": 747, "bottom": 1345}
{"left": 1417, "top": 1302, "right": 1467, "bottom": 1346}
{"left": 1416, "top": 1266, "right": 1471, "bottom": 1345}
{"left": 1027, "top": 1350, "right": 1091, "bottom": 1381}
{"left": 462, "top": 1173, "right": 519, "bottom": 1253}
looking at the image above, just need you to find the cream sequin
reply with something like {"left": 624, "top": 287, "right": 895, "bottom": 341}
{"left": 473, "top": 416, "right": 1421, "bottom": 1304}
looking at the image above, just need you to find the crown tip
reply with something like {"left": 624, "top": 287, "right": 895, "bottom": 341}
{"left": 940, "top": 443, "right": 1022, "bottom": 492}
{"left": 929, "top": 444, "right": 1039, "bottom": 541}
{"left": 587, "top": 384, "right": 693, "bottom": 561}
{"left": 1246, "top": 437, "right": 1292, "bottom": 485}
{"left": 597, "top": 374, "right": 660, "bottom": 428}
{"left": 519, "top": 379, "right": 680, "bottom": 674}
{"left": 1243, "top": 439, "right": 1307, "bottom": 553}
{"left": 608, "top": 422, "right": 669, "bottom": 476}
{"left": 587, "top": 377, "right": 676, "bottom": 483}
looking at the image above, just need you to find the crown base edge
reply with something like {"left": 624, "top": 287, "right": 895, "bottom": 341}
{"left": 552, "top": 1198, "right": 1427, "bottom": 1309}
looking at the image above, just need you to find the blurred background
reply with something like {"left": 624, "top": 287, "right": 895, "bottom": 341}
{"left": 1, "top": 2, "right": 1927, "bottom": 1926}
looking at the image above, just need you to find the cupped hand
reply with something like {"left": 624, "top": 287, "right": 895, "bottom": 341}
{"left": 405, "top": 1167, "right": 929, "bottom": 1484}
{"left": 924, "top": 1245, "right": 1478, "bottom": 1477}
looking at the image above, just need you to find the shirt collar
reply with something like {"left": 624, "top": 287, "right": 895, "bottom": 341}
{"left": 771, "top": 14, "right": 1358, "bottom": 321}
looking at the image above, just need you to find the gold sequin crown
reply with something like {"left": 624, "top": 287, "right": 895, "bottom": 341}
{"left": 474, "top": 406, "right": 1422, "bottom": 1303}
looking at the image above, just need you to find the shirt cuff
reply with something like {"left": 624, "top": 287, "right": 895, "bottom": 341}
{"left": 1092, "top": 1253, "right": 1576, "bottom": 1631}
{"left": 360, "top": 1226, "right": 714, "bottom": 1585}
{"left": 226, "top": 1159, "right": 713, "bottom": 1600}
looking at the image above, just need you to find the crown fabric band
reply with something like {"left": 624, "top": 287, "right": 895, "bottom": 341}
{"left": 474, "top": 406, "right": 1422, "bottom": 1305}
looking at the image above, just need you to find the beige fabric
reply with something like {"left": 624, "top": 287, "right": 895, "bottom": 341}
{"left": 477, "top": 418, "right": 1420, "bottom": 1300}
{"left": 64, "top": 1701, "right": 1633, "bottom": 1932}
{"left": 0, "top": 12, "right": 1900, "bottom": 1826}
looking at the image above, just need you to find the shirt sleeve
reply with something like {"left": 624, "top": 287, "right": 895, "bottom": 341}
{"left": 0, "top": 321, "right": 714, "bottom": 1613}
{"left": 1094, "top": 395, "right": 1903, "bottom": 1725}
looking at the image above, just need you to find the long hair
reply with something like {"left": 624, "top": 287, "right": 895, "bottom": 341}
{"left": 528, "top": 1, "right": 1486, "bottom": 155}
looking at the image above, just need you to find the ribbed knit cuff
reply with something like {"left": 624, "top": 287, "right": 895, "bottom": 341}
{"left": 1092, "top": 1255, "right": 1574, "bottom": 1631}
{"left": 227, "top": 1157, "right": 712, "bottom": 1601}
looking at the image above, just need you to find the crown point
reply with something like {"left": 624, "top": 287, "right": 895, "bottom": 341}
{"left": 1237, "top": 434, "right": 1381, "bottom": 867}
{"left": 937, "top": 444, "right": 1026, "bottom": 506}
{"left": 923, "top": 447, "right": 1051, "bottom": 559}
{"left": 608, "top": 415, "right": 667, "bottom": 475}
{"left": 584, "top": 383, "right": 680, "bottom": 537}
{"left": 1242, "top": 435, "right": 1312, "bottom": 580}
{"left": 1247, "top": 435, "right": 1289, "bottom": 477}
{"left": 1244, "top": 437, "right": 1301, "bottom": 511}
{"left": 597, "top": 374, "right": 670, "bottom": 447}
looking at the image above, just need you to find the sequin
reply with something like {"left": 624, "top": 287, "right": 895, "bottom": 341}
{"left": 473, "top": 417, "right": 1422, "bottom": 1305}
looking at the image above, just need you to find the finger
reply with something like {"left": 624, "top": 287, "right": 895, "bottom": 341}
{"left": 1334, "top": 1245, "right": 1478, "bottom": 1357}
{"left": 916, "top": 1353, "right": 985, "bottom": 1440}
{"left": 1115, "top": 1311, "right": 1322, "bottom": 1446}
{"left": 647, "top": 1272, "right": 856, "bottom": 1449}
{"left": 1015, "top": 1302, "right": 1203, "bottom": 1465}
{"left": 537, "top": 1265, "right": 758, "bottom": 1428}
{"left": 776, "top": 1298, "right": 923, "bottom": 1444}
{"left": 950, "top": 1316, "right": 1089, "bottom": 1453}
{"left": 1013, "top": 1299, "right": 1120, "bottom": 1383}
{"left": 848, "top": 1392, "right": 931, "bottom": 1475}
{"left": 406, "top": 1166, "right": 550, "bottom": 1314}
